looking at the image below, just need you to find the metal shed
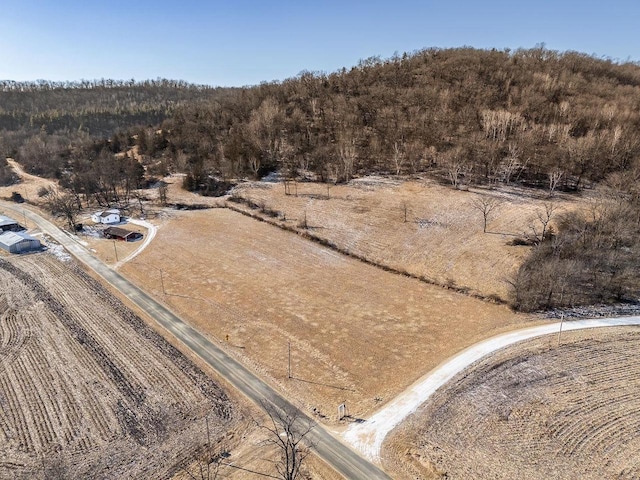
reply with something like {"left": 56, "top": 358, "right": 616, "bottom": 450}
{"left": 0, "top": 215, "right": 22, "bottom": 232}
{"left": 0, "top": 231, "right": 41, "bottom": 253}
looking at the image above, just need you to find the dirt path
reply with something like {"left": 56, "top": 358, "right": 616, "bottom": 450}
{"left": 342, "top": 316, "right": 640, "bottom": 462}
{"left": 6, "top": 158, "right": 55, "bottom": 188}
{"left": 114, "top": 218, "right": 158, "bottom": 268}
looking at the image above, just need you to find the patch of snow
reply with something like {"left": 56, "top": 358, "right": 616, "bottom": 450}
{"left": 349, "top": 176, "right": 401, "bottom": 188}
{"left": 47, "top": 243, "right": 71, "bottom": 262}
{"left": 78, "top": 225, "right": 105, "bottom": 239}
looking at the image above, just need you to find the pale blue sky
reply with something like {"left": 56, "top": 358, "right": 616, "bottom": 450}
{"left": 1, "top": 0, "right": 638, "bottom": 86}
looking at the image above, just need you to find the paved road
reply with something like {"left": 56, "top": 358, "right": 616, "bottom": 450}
{"left": 2, "top": 202, "right": 391, "bottom": 480}
{"left": 343, "top": 315, "right": 640, "bottom": 461}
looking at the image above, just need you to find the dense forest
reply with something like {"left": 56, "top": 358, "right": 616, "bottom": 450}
{"left": 0, "top": 78, "right": 233, "bottom": 178}
{"left": 2, "top": 46, "right": 640, "bottom": 311}
{"left": 159, "top": 46, "right": 640, "bottom": 192}
{"left": 4, "top": 48, "right": 640, "bottom": 190}
{"left": 0, "top": 78, "right": 231, "bottom": 135}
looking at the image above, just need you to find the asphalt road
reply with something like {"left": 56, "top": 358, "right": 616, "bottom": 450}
{"left": 3, "top": 202, "right": 391, "bottom": 480}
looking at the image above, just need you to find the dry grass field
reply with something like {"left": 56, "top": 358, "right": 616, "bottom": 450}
{"left": 121, "top": 208, "right": 533, "bottom": 423}
{"left": 231, "top": 178, "right": 580, "bottom": 300}
{"left": 383, "top": 327, "right": 640, "bottom": 479}
{"left": 0, "top": 253, "right": 242, "bottom": 479}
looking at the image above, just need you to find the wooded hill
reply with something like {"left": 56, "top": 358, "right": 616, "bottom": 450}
{"left": 3, "top": 47, "right": 640, "bottom": 190}
{"left": 0, "top": 78, "right": 231, "bottom": 136}
{"left": 158, "top": 46, "right": 640, "bottom": 193}
{"left": 3, "top": 46, "right": 640, "bottom": 312}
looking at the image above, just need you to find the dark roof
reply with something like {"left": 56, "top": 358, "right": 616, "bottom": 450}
{"left": 104, "top": 226, "right": 135, "bottom": 238}
{"left": 0, "top": 215, "right": 19, "bottom": 227}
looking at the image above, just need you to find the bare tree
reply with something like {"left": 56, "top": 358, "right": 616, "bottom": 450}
{"left": 180, "top": 417, "right": 225, "bottom": 480}
{"left": 441, "top": 147, "right": 469, "bottom": 189}
{"left": 249, "top": 155, "right": 261, "bottom": 179}
{"left": 337, "top": 133, "right": 357, "bottom": 183}
{"left": 471, "top": 195, "right": 502, "bottom": 233}
{"left": 279, "top": 138, "right": 297, "bottom": 195}
{"left": 392, "top": 140, "right": 405, "bottom": 176}
{"left": 258, "top": 404, "right": 314, "bottom": 480}
{"left": 500, "top": 143, "right": 526, "bottom": 185}
{"left": 547, "top": 168, "right": 564, "bottom": 195}
{"left": 43, "top": 187, "right": 82, "bottom": 231}
{"left": 530, "top": 202, "right": 557, "bottom": 244}
{"left": 248, "top": 97, "right": 283, "bottom": 170}
{"left": 158, "top": 181, "right": 168, "bottom": 205}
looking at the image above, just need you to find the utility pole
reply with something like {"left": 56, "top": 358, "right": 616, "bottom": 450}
{"left": 288, "top": 341, "right": 292, "bottom": 379}
{"left": 160, "top": 269, "right": 166, "bottom": 295}
{"left": 557, "top": 288, "right": 565, "bottom": 347}
{"left": 113, "top": 241, "right": 118, "bottom": 262}
{"left": 557, "top": 313, "right": 564, "bottom": 347}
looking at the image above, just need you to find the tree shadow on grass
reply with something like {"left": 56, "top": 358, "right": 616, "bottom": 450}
{"left": 290, "top": 376, "right": 355, "bottom": 392}
{"left": 486, "top": 230, "right": 524, "bottom": 237}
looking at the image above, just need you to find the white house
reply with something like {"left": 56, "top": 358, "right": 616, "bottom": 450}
{"left": 91, "top": 209, "right": 121, "bottom": 224}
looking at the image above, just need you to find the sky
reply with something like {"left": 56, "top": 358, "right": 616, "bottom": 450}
{"left": 1, "top": 0, "right": 639, "bottom": 87}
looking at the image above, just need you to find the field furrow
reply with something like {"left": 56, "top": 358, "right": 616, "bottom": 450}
{"left": 385, "top": 328, "right": 640, "bottom": 480}
{"left": 0, "top": 254, "right": 241, "bottom": 479}
{"left": 12, "top": 355, "right": 58, "bottom": 448}
{"left": 2, "top": 367, "right": 36, "bottom": 452}
{"left": 0, "top": 309, "right": 29, "bottom": 375}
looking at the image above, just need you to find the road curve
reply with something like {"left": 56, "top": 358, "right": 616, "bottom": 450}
{"left": 2, "top": 202, "right": 390, "bottom": 480}
{"left": 342, "top": 315, "right": 640, "bottom": 461}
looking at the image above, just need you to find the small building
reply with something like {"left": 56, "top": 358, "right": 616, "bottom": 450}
{"left": 0, "top": 215, "right": 23, "bottom": 232}
{"left": 91, "top": 209, "right": 121, "bottom": 224}
{"left": 103, "top": 226, "right": 142, "bottom": 242}
{"left": 0, "top": 231, "right": 41, "bottom": 253}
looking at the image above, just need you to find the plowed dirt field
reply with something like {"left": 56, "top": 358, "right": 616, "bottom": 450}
{"left": 384, "top": 327, "right": 640, "bottom": 479}
{"left": 0, "top": 254, "right": 241, "bottom": 479}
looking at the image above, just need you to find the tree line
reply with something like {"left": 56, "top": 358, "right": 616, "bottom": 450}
{"left": 0, "top": 78, "right": 233, "bottom": 167}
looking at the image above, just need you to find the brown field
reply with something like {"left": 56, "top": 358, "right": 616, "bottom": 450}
{"left": 231, "top": 178, "right": 580, "bottom": 300}
{"left": 383, "top": 327, "right": 640, "bottom": 479}
{"left": 121, "top": 207, "right": 534, "bottom": 423}
{"left": 0, "top": 254, "right": 242, "bottom": 479}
